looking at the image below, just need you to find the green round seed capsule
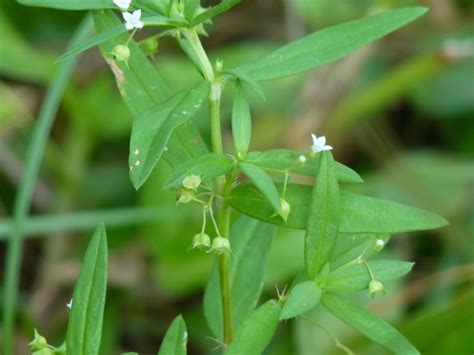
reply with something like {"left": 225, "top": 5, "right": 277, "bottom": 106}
{"left": 192, "top": 233, "right": 211, "bottom": 250}
{"left": 111, "top": 44, "right": 130, "bottom": 63}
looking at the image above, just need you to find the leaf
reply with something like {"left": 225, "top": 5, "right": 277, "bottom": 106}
{"left": 19, "top": 0, "right": 116, "bottom": 9}
{"left": 238, "top": 7, "right": 427, "bottom": 81}
{"left": 157, "top": 315, "right": 187, "bottom": 355}
{"left": 189, "top": 0, "right": 240, "bottom": 26}
{"left": 228, "top": 184, "right": 448, "bottom": 233}
{"left": 56, "top": 16, "right": 185, "bottom": 63}
{"left": 239, "top": 162, "right": 281, "bottom": 212}
{"left": 204, "top": 217, "right": 275, "bottom": 339}
{"left": 326, "top": 260, "right": 414, "bottom": 292}
{"left": 163, "top": 153, "right": 233, "bottom": 190}
{"left": 231, "top": 83, "right": 252, "bottom": 157}
{"left": 305, "top": 151, "right": 340, "bottom": 278}
{"left": 245, "top": 149, "right": 362, "bottom": 183}
{"left": 225, "top": 299, "right": 281, "bottom": 355}
{"left": 93, "top": 11, "right": 209, "bottom": 168}
{"left": 129, "top": 81, "right": 210, "bottom": 189}
{"left": 66, "top": 224, "right": 108, "bottom": 355}
{"left": 280, "top": 281, "right": 321, "bottom": 320}
{"left": 224, "top": 69, "right": 266, "bottom": 101}
{"left": 330, "top": 234, "right": 389, "bottom": 270}
{"left": 322, "top": 293, "right": 420, "bottom": 354}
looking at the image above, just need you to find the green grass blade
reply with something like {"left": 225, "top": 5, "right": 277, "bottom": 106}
{"left": 239, "top": 7, "right": 427, "bottom": 81}
{"left": 1, "top": 17, "right": 93, "bottom": 355}
{"left": 0, "top": 206, "right": 187, "bottom": 240}
{"left": 157, "top": 315, "right": 187, "bottom": 355}
{"left": 322, "top": 292, "right": 420, "bottom": 354}
{"left": 18, "top": 0, "right": 115, "bottom": 10}
{"left": 66, "top": 224, "right": 108, "bottom": 355}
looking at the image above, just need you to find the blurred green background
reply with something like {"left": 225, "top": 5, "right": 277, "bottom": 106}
{"left": 0, "top": 0, "right": 473, "bottom": 354}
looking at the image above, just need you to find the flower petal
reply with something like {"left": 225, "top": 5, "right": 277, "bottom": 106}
{"left": 311, "top": 133, "right": 318, "bottom": 145}
{"left": 123, "top": 12, "right": 132, "bottom": 21}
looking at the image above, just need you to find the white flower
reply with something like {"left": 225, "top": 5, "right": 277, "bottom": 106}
{"left": 298, "top": 155, "right": 306, "bottom": 164}
{"left": 123, "top": 10, "right": 144, "bottom": 30}
{"left": 66, "top": 298, "right": 73, "bottom": 311}
{"left": 113, "top": 0, "right": 131, "bottom": 10}
{"left": 311, "top": 133, "right": 332, "bottom": 153}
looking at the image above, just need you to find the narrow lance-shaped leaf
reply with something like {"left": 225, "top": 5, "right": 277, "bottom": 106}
{"left": 305, "top": 151, "right": 340, "bottom": 278}
{"left": 56, "top": 16, "right": 186, "bottom": 63}
{"left": 239, "top": 162, "right": 281, "bottom": 212}
{"left": 232, "top": 83, "right": 252, "bottom": 158}
{"left": 18, "top": 0, "right": 115, "bottom": 10}
{"left": 223, "top": 69, "right": 266, "bottom": 101}
{"left": 163, "top": 153, "right": 233, "bottom": 190}
{"left": 93, "top": 11, "right": 209, "bottom": 168}
{"left": 225, "top": 300, "right": 281, "bottom": 355}
{"left": 238, "top": 7, "right": 427, "bottom": 81}
{"left": 66, "top": 223, "right": 108, "bottom": 355}
{"left": 129, "top": 81, "right": 210, "bottom": 189}
{"left": 228, "top": 183, "right": 448, "bottom": 234}
{"left": 157, "top": 315, "right": 187, "bottom": 355}
{"left": 280, "top": 281, "right": 321, "bottom": 320}
{"left": 204, "top": 217, "right": 275, "bottom": 338}
{"left": 322, "top": 293, "right": 420, "bottom": 355}
{"left": 326, "top": 260, "right": 414, "bottom": 293}
{"left": 189, "top": 0, "right": 240, "bottom": 26}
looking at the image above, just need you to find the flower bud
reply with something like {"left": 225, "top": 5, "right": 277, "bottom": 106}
{"left": 182, "top": 174, "right": 201, "bottom": 190}
{"left": 192, "top": 232, "right": 211, "bottom": 250}
{"left": 210, "top": 236, "right": 231, "bottom": 255}
{"left": 298, "top": 155, "right": 306, "bottom": 164}
{"left": 111, "top": 44, "right": 131, "bottom": 64}
{"left": 373, "top": 239, "right": 385, "bottom": 252}
{"left": 369, "top": 280, "right": 385, "bottom": 298}
{"left": 29, "top": 329, "right": 49, "bottom": 351}
{"left": 215, "top": 58, "right": 223, "bottom": 73}
{"left": 279, "top": 198, "right": 291, "bottom": 222}
{"left": 177, "top": 188, "right": 195, "bottom": 204}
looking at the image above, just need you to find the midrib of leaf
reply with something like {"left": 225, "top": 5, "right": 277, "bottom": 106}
{"left": 315, "top": 159, "right": 332, "bottom": 273}
{"left": 79, "top": 239, "right": 103, "bottom": 354}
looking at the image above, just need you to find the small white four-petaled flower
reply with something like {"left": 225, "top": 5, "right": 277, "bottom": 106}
{"left": 311, "top": 133, "right": 332, "bottom": 153}
{"left": 123, "top": 10, "right": 144, "bottom": 30}
{"left": 113, "top": 0, "right": 131, "bottom": 10}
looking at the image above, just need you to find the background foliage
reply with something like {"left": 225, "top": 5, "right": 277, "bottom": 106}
{"left": 0, "top": 0, "right": 473, "bottom": 353}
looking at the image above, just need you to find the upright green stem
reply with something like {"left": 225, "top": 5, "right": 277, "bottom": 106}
{"left": 186, "top": 28, "right": 233, "bottom": 344}
{"left": 2, "top": 18, "right": 92, "bottom": 355}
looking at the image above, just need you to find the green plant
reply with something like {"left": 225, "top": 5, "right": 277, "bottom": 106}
{"left": 3, "top": 1, "right": 448, "bottom": 354}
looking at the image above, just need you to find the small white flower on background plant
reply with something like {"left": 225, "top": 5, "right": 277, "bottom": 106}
{"left": 113, "top": 0, "right": 131, "bottom": 10}
{"left": 123, "top": 10, "right": 144, "bottom": 30}
{"left": 66, "top": 298, "right": 73, "bottom": 311}
{"left": 311, "top": 133, "right": 332, "bottom": 153}
{"left": 298, "top": 155, "right": 306, "bottom": 164}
